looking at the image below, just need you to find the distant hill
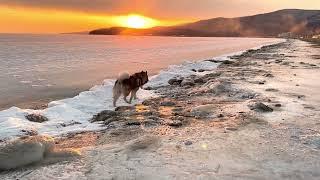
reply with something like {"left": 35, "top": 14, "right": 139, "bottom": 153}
{"left": 62, "top": 31, "right": 89, "bottom": 35}
{"left": 89, "top": 9, "right": 320, "bottom": 37}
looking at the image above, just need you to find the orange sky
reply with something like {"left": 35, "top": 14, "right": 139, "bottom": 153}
{"left": 0, "top": 0, "right": 319, "bottom": 33}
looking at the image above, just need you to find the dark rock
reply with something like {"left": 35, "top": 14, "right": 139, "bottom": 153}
{"left": 183, "top": 85, "right": 192, "bottom": 89}
{"left": 104, "top": 116, "right": 120, "bottom": 125}
{"left": 184, "top": 141, "right": 193, "bottom": 146}
{"left": 144, "top": 87, "right": 152, "bottom": 90}
{"left": 148, "top": 116, "right": 160, "bottom": 121}
{"left": 239, "top": 92, "right": 256, "bottom": 99}
{"left": 181, "top": 80, "right": 195, "bottom": 87}
{"left": 172, "top": 107, "right": 184, "bottom": 112}
{"left": 206, "top": 59, "right": 221, "bottom": 63}
{"left": 225, "top": 127, "right": 238, "bottom": 131}
{"left": 21, "top": 129, "right": 38, "bottom": 136}
{"left": 263, "top": 73, "right": 274, "bottom": 78}
{"left": 281, "top": 62, "right": 290, "bottom": 65}
{"left": 303, "top": 104, "right": 315, "bottom": 110}
{"left": 160, "top": 101, "right": 176, "bottom": 107}
{"left": 60, "top": 121, "right": 81, "bottom": 127}
{"left": 115, "top": 106, "right": 135, "bottom": 112}
{"left": 265, "top": 88, "right": 279, "bottom": 92}
{"left": 168, "top": 78, "right": 183, "bottom": 85}
{"left": 251, "top": 103, "right": 273, "bottom": 112}
{"left": 222, "top": 60, "right": 234, "bottom": 65}
{"left": 210, "top": 81, "right": 232, "bottom": 95}
{"left": 91, "top": 110, "right": 119, "bottom": 122}
{"left": 176, "top": 116, "right": 185, "bottom": 121}
{"left": 191, "top": 69, "right": 197, "bottom": 72}
{"left": 274, "top": 104, "right": 282, "bottom": 107}
{"left": 143, "top": 120, "right": 160, "bottom": 127}
{"left": 218, "top": 114, "right": 224, "bottom": 118}
{"left": 203, "top": 72, "right": 222, "bottom": 79}
{"left": 167, "top": 120, "right": 183, "bottom": 127}
{"left": 25, "top": 113, "right": 49, "bottom": 123}
{"left": 198, "top": 69, "right": 206, "bottom": 72}
{"left": 142, "top": 111, "right": 153, "bottom": 116}
{"left": 142, "top": 99, "right": 156, "bottom": 106}
{"left": 194, "top": 78, "right": 205, "bottom": 84}
{"left": 126, "top": 120, "right": 141, "bottom": 126}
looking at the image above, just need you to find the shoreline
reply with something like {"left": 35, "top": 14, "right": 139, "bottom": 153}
{"left": 0, "top": 36, "right": 283, "bottom": 111}
{"left": 0, "top": 38, "right": 285, "bottom": 141}
{"left": 2, "top": 39, "right": 320, "bottom": 178}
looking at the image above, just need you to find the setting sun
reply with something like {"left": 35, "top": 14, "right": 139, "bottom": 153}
{"left": 118, "top": 15, "right": 158, "bottom": 29}
{"left": 127, "top": 15, "right": 147, "bottom": 28}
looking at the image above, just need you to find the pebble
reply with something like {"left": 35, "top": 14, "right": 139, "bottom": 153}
{"left": 160, "top": 101, "right": 176, "bottom": 106}
{"left": 274, "top": 104, "right": 282, "bottom": 107}
{"left": 265, "top": 88, "right": 279, "bottom": 92}
{"left": 225, "top": 127, "right": 238, "bottom": 131}
{"left": 251, "top": 102, "right": 274, "bottom": 112}
{"left": 125, "top": 121, "right": 141, "bottom": 126}
{"left": 168, "top": 78, "right": 183, "bottom": 85}
{"left": 194, "top": 78, "right": 205, "bottom": 84}
{"left": 167, "top": 120, "right": 183, "bottom": 127}
{"left": 218, "top": 114, "right": 224, "bottom": 118}
{"left": 184, "top": 141, "right": 193, "bottom": 146}
{"left": 25, "top": 113, "right": 49, "bottom": 123}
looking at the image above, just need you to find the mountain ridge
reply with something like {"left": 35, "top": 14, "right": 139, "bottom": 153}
{"left": 89, "top": 9, "right": 320, "bottom": 37}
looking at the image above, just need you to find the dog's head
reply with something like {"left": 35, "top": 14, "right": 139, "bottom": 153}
{"left": 139, "top": 71, "right": 149, "bottom": 85}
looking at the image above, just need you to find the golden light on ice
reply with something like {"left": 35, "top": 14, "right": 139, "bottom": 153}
{"left": 118, "top": 14, "right": 158, "bottom": 29}
{"left": 201, "top": 143, "right": 208, "bottom": 150}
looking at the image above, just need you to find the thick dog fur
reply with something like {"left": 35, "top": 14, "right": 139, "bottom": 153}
{"left": 113, "top": 71, "right": 149, "bottom": 107}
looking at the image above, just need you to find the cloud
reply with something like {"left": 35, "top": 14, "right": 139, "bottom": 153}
{"left": 1, "top": 0, "right": 319, "bottom": 19}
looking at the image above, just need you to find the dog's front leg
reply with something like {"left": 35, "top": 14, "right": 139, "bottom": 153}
{"left": 129, "top": 93, "right": 134, "bottom": 104}
{"left": 124, "top": 96, "right": 130, "bottom": 104}
{"left": 133, "top": 88, "right": 139, "bottom": 100}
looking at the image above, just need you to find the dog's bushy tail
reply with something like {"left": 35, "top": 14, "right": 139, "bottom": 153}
{"left": 117, "top": 72, "right": 130, "bottom": 82}
{"left": 113, "top": 72, "right": 129, "bottom": 107}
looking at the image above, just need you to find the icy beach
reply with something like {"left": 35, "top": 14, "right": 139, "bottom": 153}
{"left": 0, "top": 37, "right": 283, "bottom": 141}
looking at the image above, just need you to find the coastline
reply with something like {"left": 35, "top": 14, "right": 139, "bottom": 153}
{"left": 2, "top": 39, "right": 320, "bottom": 178}
{"left": 0, "top": 35, "right": 283, "bottom": 111}
{"left": 0, "top": 38, "right": 284, "bottom": 141}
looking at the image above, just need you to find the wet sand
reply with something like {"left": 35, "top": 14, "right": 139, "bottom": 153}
{"left": 2, "top": 40, "right": 320, "bottom": 179}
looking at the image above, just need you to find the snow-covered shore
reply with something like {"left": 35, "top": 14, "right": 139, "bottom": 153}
{"left": 0, "top": 39, "right": 284, "bottom": 141}
{"left": 2, "top": 39, "right": 320, "bottom": 179}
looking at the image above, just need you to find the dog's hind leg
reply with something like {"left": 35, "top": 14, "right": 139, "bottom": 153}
{"left": 123, "top": 90, "right": 131, "bottom": 104}
{"left": 130, "top": 88, "right": 139, "bottom": 103}
{"left": 113, "top": 92, "right": 121, "bottom": 107}
{"left": 129, "top": 90, "right": 135, "bottom": 103}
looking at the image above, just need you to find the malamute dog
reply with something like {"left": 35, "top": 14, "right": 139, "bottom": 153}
{"left": 113, "top": 71, "right": 149, "bottom": 107}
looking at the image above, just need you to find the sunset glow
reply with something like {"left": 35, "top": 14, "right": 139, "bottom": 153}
{"left": 118, "top": 15, "right": 158, "bottom": 29}
{"left": 0, "top": 6, "right": 180, "bottom": 33}
{"left": 0, "top": 0, "right": 319, "bottom": 33}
